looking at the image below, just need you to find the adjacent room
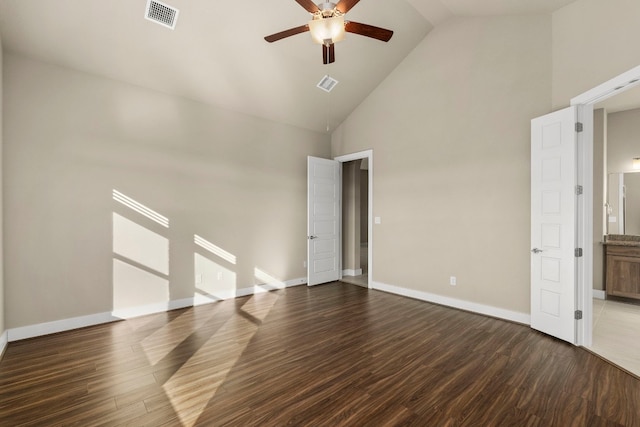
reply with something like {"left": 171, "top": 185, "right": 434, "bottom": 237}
{"left": 590, "top": 86, "right": 640, "bottom": 377}
{"left": 1, "top": 0, "right": 639, "bottom": 425}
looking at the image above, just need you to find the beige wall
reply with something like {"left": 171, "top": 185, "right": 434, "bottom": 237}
{"left": 607, "top": 108, "right": 640, "bottom": 174}
{"left": 5, "top": 0, "right": 639, "bottom": 331}
{"left": 592, "top": 109, "right": 606, "bottom": 290}
{"left": 360, "top": 168, "right": 368, "bottom": 245}
{"left": 332, "top": 15, "right": 551, "bottom": 314}
{"left": 342, "top": 160, "right": 361, "bottom": 272}
{"left": 552, "top": 0, "right": 640, "bottom": 109}
{"left": 0, "top": 34, "right": 4, "bottom": 339}
{"left": 3, "top": 53, "right": 330, "bottom": 329}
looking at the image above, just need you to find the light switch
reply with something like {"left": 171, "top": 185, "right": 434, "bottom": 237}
{"left": 609, "top": 216, "right": 617, "bottom": 223}
{"left": 374, "top": 216, "right": 381, "bottom": 224}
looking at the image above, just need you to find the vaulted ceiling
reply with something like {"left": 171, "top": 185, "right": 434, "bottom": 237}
{"left": 0, "top": 0, "right": 578, "bottom": 133}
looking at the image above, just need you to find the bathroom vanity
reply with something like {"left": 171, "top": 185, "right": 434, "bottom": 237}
{"left": 604, "top": 235, "right": 640, "bottom": 301}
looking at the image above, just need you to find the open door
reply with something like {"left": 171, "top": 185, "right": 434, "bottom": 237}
{"left": 307, "top": 156, "right": 340, "bottom": 286}
{"left": 530, "top": 106, "right": 578, "bottom": 344}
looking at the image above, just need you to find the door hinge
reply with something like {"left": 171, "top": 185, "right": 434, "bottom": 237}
{"left": 575, "top": 310, "right": 583, "bottom": 320}
{"left": 575, "top": 122, "right": 583, "bottom": 132}
{"left": 575, "top": 185, "right": 583, "bottom": 195}
{"left": 575, "top": 248, "right": 583, "bottom": 257}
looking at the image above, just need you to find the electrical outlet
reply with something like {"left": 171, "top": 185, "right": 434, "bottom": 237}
{"left": 195, "top": 274, "right": 202, "bottom": 284}
{"left": 303, "top": 261, "right": 307, "bottom": 268}
{"left": 450, "top": 276, "right": 457, "bottom": 286}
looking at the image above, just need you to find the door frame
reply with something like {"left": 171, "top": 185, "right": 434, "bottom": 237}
{"left": 570, "top": 64, "right": 640, "bottom": 347}
{"left": 334, "top": 150, "right": 373, "bottom": 289}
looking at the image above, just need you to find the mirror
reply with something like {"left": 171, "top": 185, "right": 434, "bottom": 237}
{"left": 607, "top": 172, "right": 640, "bottom": 235}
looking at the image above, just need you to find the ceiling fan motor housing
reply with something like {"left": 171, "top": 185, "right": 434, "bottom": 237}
{"left": 318, "top": 2, "right": 339, "bottom": 17}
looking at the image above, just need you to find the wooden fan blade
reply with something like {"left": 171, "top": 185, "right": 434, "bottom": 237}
{"left": 336, "top": 0, "right": 361, "bottom": 14}
{"left": 295, "top": 0, "right": 320, "bottom": 13}
{"left": 264, "top": 25, "right": 309, "bottom": 43}
{"left": 345, "top": 21, "right": 393, "bottom": 42}
{"left": 322, "top": 44, "right": 335, "bottom": 64}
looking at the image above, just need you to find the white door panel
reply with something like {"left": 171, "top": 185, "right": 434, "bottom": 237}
{"left": 531, "top": 106, "right": 577, "bottom": 344}
{"left": 308, "top": 157, "right": 340, "bottom": 286}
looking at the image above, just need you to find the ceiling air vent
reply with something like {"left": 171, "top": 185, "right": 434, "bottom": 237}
{"left": 317, "top": 75, "right": 339, "bottom": 93}
{"left": 145, "top": 0, "right": 179, "bottom": 30}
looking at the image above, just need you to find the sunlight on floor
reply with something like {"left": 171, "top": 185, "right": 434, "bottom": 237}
{"left": 161, "top": 293, "right": 279, "bottom": 426}
{"left": 109, "top": 189, "right": 283, "bottom": 424}
{"left": 140, "top": 309, "right": 218, "bottom": 366}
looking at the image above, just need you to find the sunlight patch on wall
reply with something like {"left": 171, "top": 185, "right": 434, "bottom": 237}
{"left": 112, "top": 191, "right": 170, "bottom": 317}
{"left": 112, "top": 259, "right": 169, "bottom": 317}
{"left": 254, "top": 267, "right": 286, "bottom": 293}
{"left": 113, "top": 213, "right": 169, "bottom": 275}
{"left": 194, "top": 235, "right": 236, "bottom": 265}
{"left": 113, "top": 189, "right": 169, "bottom": 228}
{"left": 193, "top": 253, "right": 237, "bottom": 304}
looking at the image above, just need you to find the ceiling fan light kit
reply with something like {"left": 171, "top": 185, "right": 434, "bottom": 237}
{"left": 308, "top": 15, "right": 345, "bottom": 45}
{"left": 264, "top": 0, "right": 393, "bottom": 64}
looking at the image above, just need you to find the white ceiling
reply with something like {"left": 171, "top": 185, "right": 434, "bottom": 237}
{"left": 0, "top": 0, "right": 579, "bottom": 133}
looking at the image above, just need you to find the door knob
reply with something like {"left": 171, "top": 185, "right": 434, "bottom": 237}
{"left": 531, "top": 248, "right": 543, "bottom": 254}
{"left": 308, "top": 235, "right": 318, "bottom": 240}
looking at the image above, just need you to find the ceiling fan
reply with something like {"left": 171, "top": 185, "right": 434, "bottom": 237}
{"left": 264, "top": 0, "right": 394, "bottom": 64}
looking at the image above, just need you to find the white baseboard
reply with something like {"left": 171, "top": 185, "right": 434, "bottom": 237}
{"left": 111, "top": 297, "right": 195, "bottom": 319}
{"left": 254, "top": 277, "right": 307, "bottom": 292}
{"left": 0, "top": 330, "right": 8, "bottom": 358}
{"left": 372, "top": 281, "right": 531, "bottom": 325}
{"left": 193, "top": 277, "right": 307, "bottom": 305}
{"left": 592, "top": 289, "right": 606, "bottom": 300}
{"left": 7, "top": 277, "right": 307, "bottom": 342}
{"left": 8, "top": 312, "right": 119, "bottom": 342}
{"left": 342, "top": 268, "right": 363, "bottom": 277}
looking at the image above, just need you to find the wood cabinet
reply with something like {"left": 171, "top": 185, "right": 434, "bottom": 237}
{"left": 605, "top": 244, "right": 640, "bottom": 300}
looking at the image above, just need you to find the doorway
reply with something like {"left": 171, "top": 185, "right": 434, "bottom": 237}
{"left": 570, "top": 65, "right": 640, "bottom": 355}
{"left": 579, "top": 80, "right": 640, "bottom": 376}
{"left": 335, "top": 150, "right": 373, "bottom": 289}
{"left": 340, "top": 159, "right": 369, "bottom": 288}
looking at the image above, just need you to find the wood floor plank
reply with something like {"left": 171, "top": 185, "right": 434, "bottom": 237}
{"left": 1, "top": 282, "right": 639, "bottom": 426}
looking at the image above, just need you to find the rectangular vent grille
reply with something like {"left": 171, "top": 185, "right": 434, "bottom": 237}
{"left": 145, "top": 0, "right": 179, "bottom": 30}
{"left": 317, "top": 75, "right": 339, "bottom": 93}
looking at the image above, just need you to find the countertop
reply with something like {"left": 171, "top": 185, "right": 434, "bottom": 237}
{"left": 603, "top": 235, "right": 640, "bottom": 247}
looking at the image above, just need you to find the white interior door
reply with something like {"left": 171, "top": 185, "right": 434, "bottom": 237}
{"left": 530, "top": 106, "right": 578, "bottom": 344}
{"left": 307, "top": 156, "right": 340, "bottom": 286}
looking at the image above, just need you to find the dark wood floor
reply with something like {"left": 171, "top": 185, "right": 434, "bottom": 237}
{"left": 1, "top": 282, "right": 639, "bottom": 426}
